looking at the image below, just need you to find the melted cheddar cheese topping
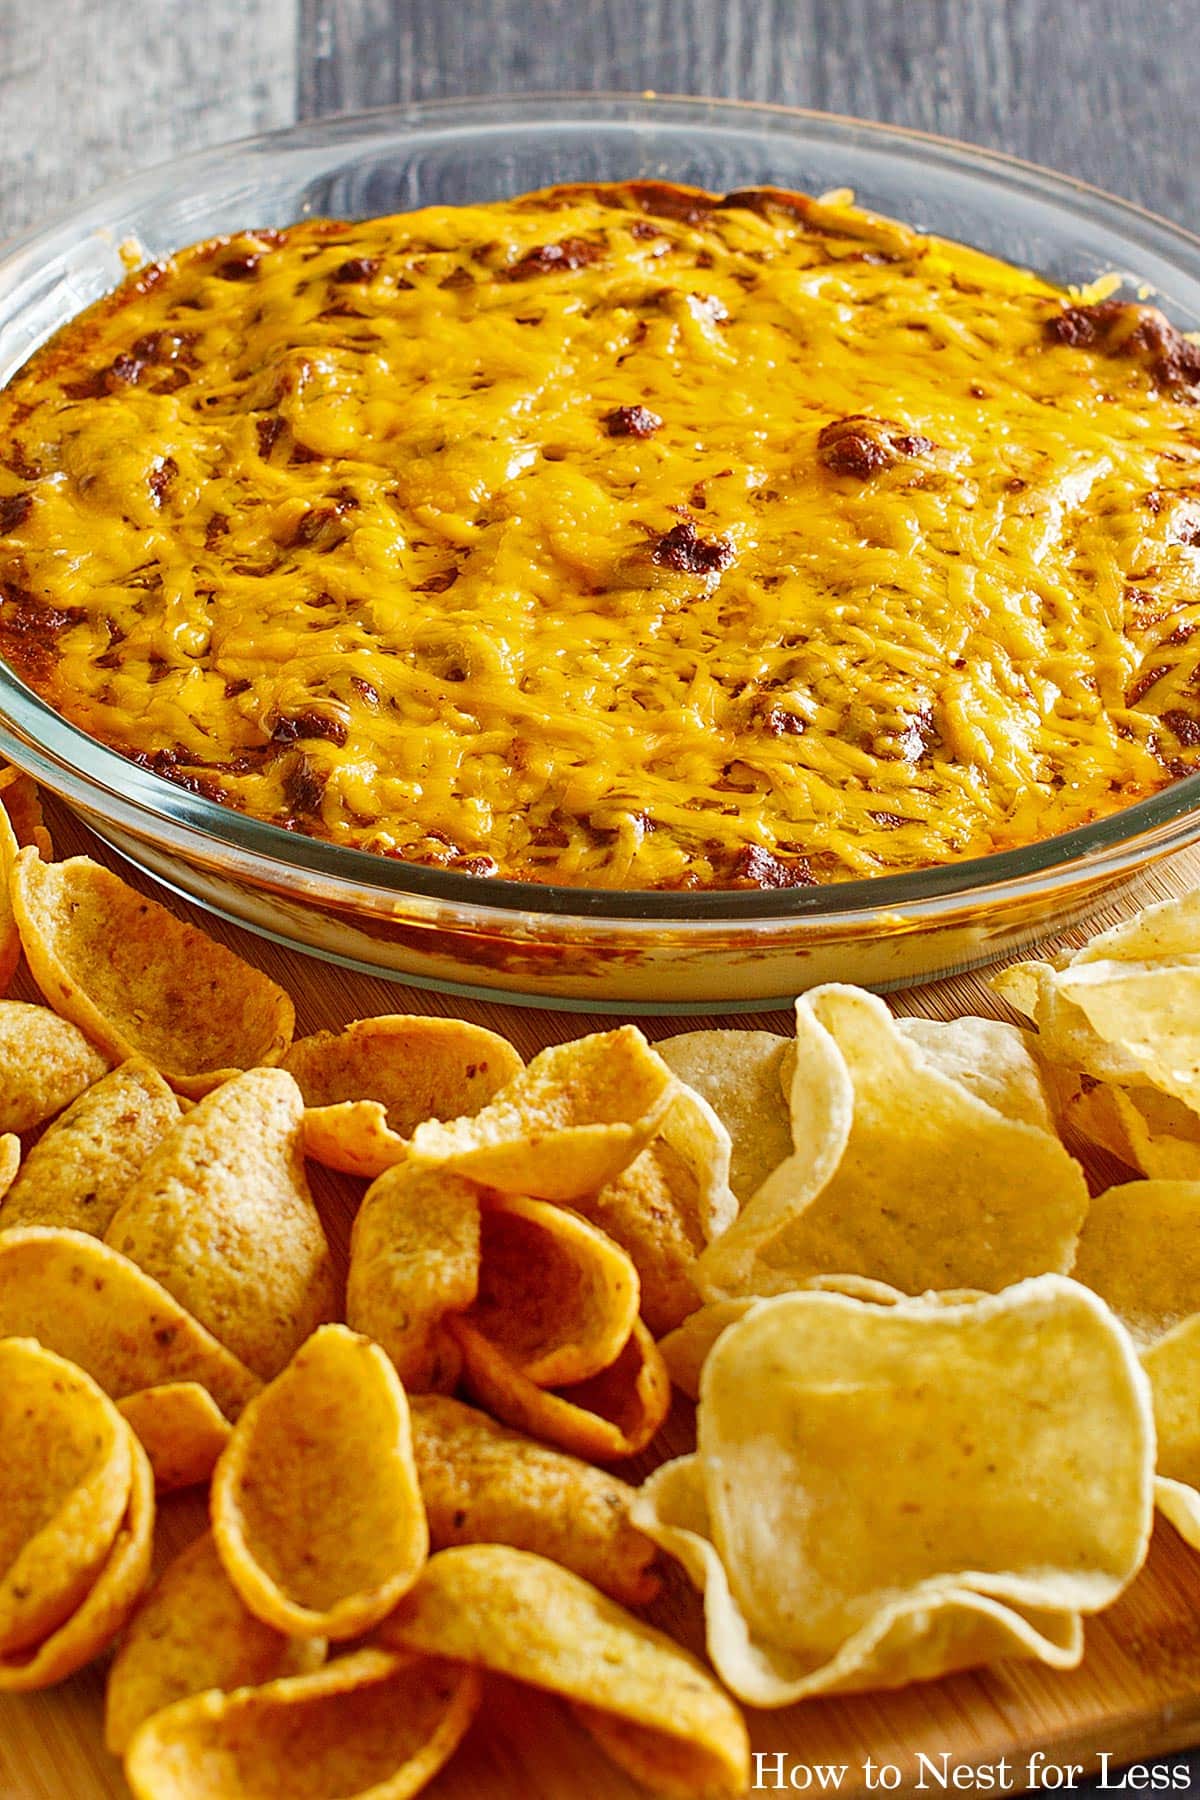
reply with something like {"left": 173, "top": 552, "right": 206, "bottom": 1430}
{"left": 3, "top": 180, "right": 1200, "bottom": 890}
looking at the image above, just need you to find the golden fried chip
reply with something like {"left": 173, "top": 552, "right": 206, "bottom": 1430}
{"left": 0, "top": 1133, "right": 17, "bottom": 1199}
{"left": 0, "top": 1228, "right": 260, "bottom": 1419}
{"left": 572, "top": 1137, "right": 705, "bottom": 1335}
{"left": 285, "top": 1014, "right": 523, "bottom": 1177}
{"left": 634, "top": 1277, "right": 1152, "bottom": 1704}
{"left": 212, "top": 1324, "right": 428, "bottom": 1640}
{"left": 1072, "top": 1179, "right": 1200, "bottom": 1346}
{"left": 0, "top": 767, "right": 53, "bottom": 859}
{"left": 1066, "top": 1076, "right": 1200, "bottom": 1181}
{"left": 453, "top": 1313, "right": 671, "bottom": 1461}
{"left": 465, "top": 1193, "right": 639, "bottom": 1387}
{"left": 12, "top": 849, "right": 294, "bottom": 1096}
{"left": 895, "top": 1014, "right": 1056, "bottom": 1132}
{"left": 0, "top": 1338, "right": 132, "bottom": 1656}
{"left": 698, "top": 986, "right": 1088, "bottom": 1299}
{"left": 658, "top": 1299, "right": 761, "bottom": 1399}
{"left": 0, "top": 1057, "right": 180, "bottom": 1236}
{"left": 658, "top": 1029, "right": 794, "bottom": 1201}
{"left": 410, "top": 1394, "right": 660, "bottom": 1606}
{"left": 347, "top": 1162, "right": 480, "bottom": 1391}
{"left": 118, "top": 1384, "right": 232, "bottom": 1494}
{"left": 0, "top": 786, "right": 21, "bottom": 994}
{"left": 1142, "top": 1316, "right": 1200, "bottom": 1547}
{"left": 105, "top": 1532, "right": 325, "bottom": 1755}
{"left": 106, "top": 1068, "right": 336, "bottom": 1380}
{"left": 0, "top": 999, "right": 110, "bottom": 1132}
{"left": 381, "top": 1546, "right": 749, "bottom": 1799}
{"left": 408, "top": 1026, "right": 677, "bottom": 1199}
{"left": 0, "top": 1423, "right": 154, "bottom": 1691}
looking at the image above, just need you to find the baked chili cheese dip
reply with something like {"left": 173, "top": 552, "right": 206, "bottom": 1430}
{"left": 2, "top": 180, "right": 1200, "bottom": 890}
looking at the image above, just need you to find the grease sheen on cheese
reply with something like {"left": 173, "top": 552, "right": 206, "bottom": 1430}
{"left": 2, "top": 180, "right": 1200, "bottom": 890}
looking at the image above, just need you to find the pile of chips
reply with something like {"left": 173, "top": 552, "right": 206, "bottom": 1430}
{"left": 3, "top": 758, "right": 1200, "bottom": 1798}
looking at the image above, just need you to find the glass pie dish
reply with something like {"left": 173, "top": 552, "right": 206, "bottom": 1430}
{"left": 2, "top": 93, "right": 1200, "bottom": 1012}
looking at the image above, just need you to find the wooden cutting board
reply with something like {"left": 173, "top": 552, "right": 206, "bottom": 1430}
{"left": 3, "top": 797, "right": 1200, "bottom": 1800}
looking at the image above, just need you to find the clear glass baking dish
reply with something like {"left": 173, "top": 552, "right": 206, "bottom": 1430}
{"left": 2, "top": 93, "right": 1200, "bottom": 1012}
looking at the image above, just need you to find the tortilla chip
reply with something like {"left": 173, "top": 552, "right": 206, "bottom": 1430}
{"left": 697, "top": 986, "right": 1089, "bottom": 1299}
{"left": 0, "top": 796, "right": 20, "bottom": 994}
{"left": 211, "top": 1324, "right": 428, "bottom": 1640}
{"left": 1139, "top": 1315, "right": 1200, "bottom": 1549}
{"left": 124, "top": 1647, "right": 480, "bottom": 1800}
{"left": 659, "top": 1299, "right": 762, "bottom": 1399}
{"left": 0, "top": 1133, "right": 17, "bottom": 1199}
{"left": 0, "top": 1422, "right": 154, "bottom": 1691}
{"left": 895, "top": 1014, "right": 1056, "bottom": 1132}
{"left": 11, "top": 849, "right": 294, "bottom": 1097}
{"left": 0, "top": 999, "right": 110, "bottom": 1133}
{"left": 0, "top": 767, "right": 53, "bottom": 859}
{"left": 106, "top": 1068, "right": 337, "bottom": 1381}
{"left": 633, "top": 1277, "right": 1152, "bottom": 1704}
{"left": 465, "top": 1193, "right": 639, "bottom": 1387}
{"left": 452, "top": 1313, "right": 671, "bottom": 1461}
{"left": 347, "top": 1162, "right": 480, "bottom": 1391}
{"left": 118, "top": 1384, "right": 232, "bottom": 1494}
{"left": 105, "top": 1532, "right": 325, "bottom": 1755}
{"left": 0, "top": 1338, "right": 133, "bottom": 1656}
{"left": 410, "top": 1394, "right": 660, "bottom": 1606}
{"left": 1072, "top": 1179, "right": 1200, "bottom": 1346}
{"left": 408, "top": 1026, "right": 677, "bottom": 1199}
{"left": 381, "top": 1545, "right": 749, "bottom": 1799}
{"left": 285, "top": 1014, "right": 523, "bottom": 1177}
{"left": 0, "top": 1227, "right": 260, "bottom": 1419}
{"left": 0, "top": 1057, "right": 179, "bottom": 1236}
{"left": 1066, "top": 1076, "right": 1200, "bottom": 1181}
{"left": 572, "top": 1136, "right": 705, "bottom": 1336}
{"left": 657, "top": 1029, "right": 794, "bottom": 1201}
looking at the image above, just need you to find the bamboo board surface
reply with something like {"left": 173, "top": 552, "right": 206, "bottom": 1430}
{"left": 3, "top": 797, "right": 1200, "bottom": 1800}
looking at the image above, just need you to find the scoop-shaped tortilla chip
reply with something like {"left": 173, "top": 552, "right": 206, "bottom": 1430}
{"left": 1140, "top": 1316, "right": 1200, "bottom": 1550}
{"left": 698, "top": 986, "right": 1089, "bottom": 1299}
{"left": 211, "top": 1324, "right": 428, "bottom": 1640}
{"left": 123, "top": 1647, "right": 481, "bottom": 1800}
{"left": 0, "top": 766, "right": 52, "bottom": 859}
{"left": 633, "top": 1277, "right": 1152, "bottom": 1705}
{"left": 347, "top": 1162, "right": 480, "bottom": 1391}
{"left": 0, "top": 999, "right": 110, "bottom": 1133}
{"left": 1069, "top": 1082, "right": 1200, "bottom": 1182}
{"left": 659, "top": 1298, "right": 762, "bottom": 1399}
{"left": 0, "top": 1422, "right": 154, "bottom": 1691}
{"left": 285, "top": 1014, "right": 523, "bottom": 1177}
{"left": 573, "top": 1137, "right": 705, "bottom": 1336}
{"left": 410, "top": 1394, "right": 660, "bottom": 1606}
{"left": 381, "top": 1546, "right": 749, "bottom": 1799}
{"left": 658, "top": 1029, "right": 794, "bottom": 1202}
{"left": 465, "top": 1193, "right": 639, "bottom": 1387}
{"left": 0, "top": 1057, "right": 180, "bottom": 1236}
{"left": 1072, "top": 1179, "right": 1200, "bottom": 1346}
{"left": 0, "top": 1133, "right": 17, "bottom": 1199}
{"left": 0, "top": 1338, "right": 132, "bottom": 1656}
{"left": 118, "top": 1384, "right": 232, "bottom": 1493}
{"left": 106, "top": 1068, "right": 336, "bottom": 1381}
{"left": 12, "top": 849, "right": 294, "bottom": 1096}
{"left": 105, "top": 1532, "right": 325, "bottom": 1755}
{"left": 452, "top": 1313, "right": 671, "bottom": 1461}
{"left": 408, "top": 1026, "right": 677, "bottom": 1199}
{"left": 895, "top": 1014, "right": 1056, "bottom": 1132}
{"left": 0, "top": 1227, "right": 260, "bottom": 1419}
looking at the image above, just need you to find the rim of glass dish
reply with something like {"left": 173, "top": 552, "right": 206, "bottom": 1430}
{"left": 4, "top": 90, "right": 1200, "bottom": 927}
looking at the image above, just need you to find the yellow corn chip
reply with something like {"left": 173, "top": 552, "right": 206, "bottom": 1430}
{"left": 452, "top": 1313, "right": 670, "bottom": 1461}
{"left": 0, "top": 1421, "right": 154, "bottom": 1691}
{"left": 572, "top": 1136, "right": 705, "bottom": 1336}
{"left": 634, "top": 1277, "right": 1152, "bottom": 1704}
{"left": 0, "top": 767, "right": 53, "bottom": 859}
{"left": 408, "top": 1026, "right": 677, "bottom": 1199}
{"left": 465, "top": 1193, "right": 639, "bottom": 1387}
{"left": 285, "top": 1014, "right": 523, "bottom": 1177}
{"left": 1072, "top": 1179, "right": 1200, "bottom": 1346}
{"left": 698, "top": 986, "right": 1088, "bottom": 1299}
{"left": 105, "top": 1532, "right": 325, "bottom": 1755}
{"left": 410, "top": 1394, "right": 660, "bottom": 1606}
{"left": 0, "top": 1133, "right": 17, "bottom": 1199}
{"left": 0, "top": 1227, "right": 260, "bottom": 1419}
{"left": 381, "top": 1545, "right": 749, "bottom": 1799}
{"left": 0, "top": 999, "right": 110, "bottom": 1133}
{"left": 1064, "top": 1077, "right": 1200, "bottom": 1181}
{"left": 118, "top": 1384, "right": 232, "bottom": 1494}
{"left": 346, "top": 1162, "right": 480, "bottom": 1391}
{"left": 1142, "top": 1316, "right": 1200, "bottom": 1548}
{"left": 106, "top": 1068, "right": 336, "bottom": 1381}
{"left": 124, "top": 1647, "right": 480, "bottom": 1800}
{"left": 0, "top": 1338, "right": 132, "bottom": 1656}
{"left": 0, "top": 1057, "right": 179, "bottom": 1236}
{"left": 11, "top": 849, "right": 294, "bottom": 1096}
{"left": 895, "top": 1014, "right": 1056, "bottom": 1132}
{"left": 0, "top": 795, "right": 20, "bottom": 995}
{"left": 659, "top": 1298, "right": 761, "bottom": 1399}
{"left": 658, "top": 1028, "right": 794, "bottom": 1201}
{"left": 211, "top": 1324, "right": 428, "bottom": 1640}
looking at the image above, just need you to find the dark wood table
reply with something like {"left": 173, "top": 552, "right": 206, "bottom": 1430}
{"left": 1, "top": 2, "right": 1199, "bottom": 1793}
